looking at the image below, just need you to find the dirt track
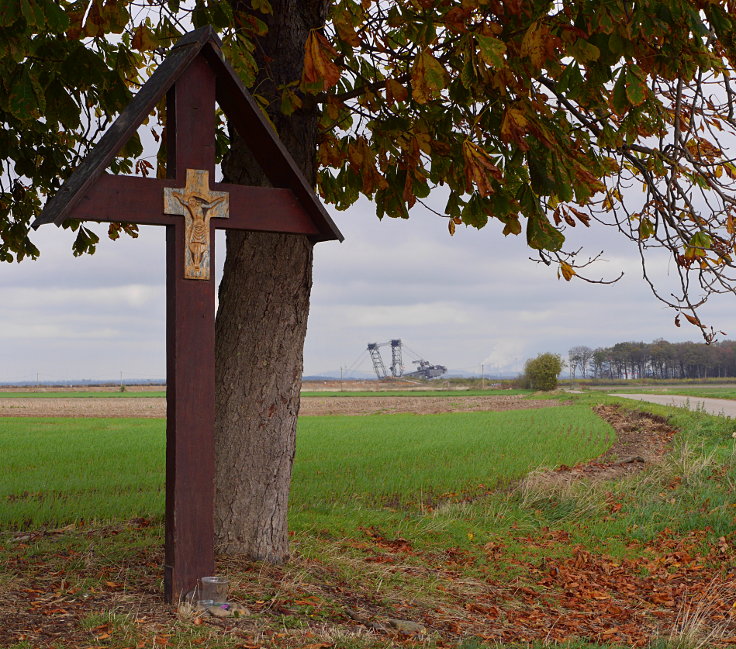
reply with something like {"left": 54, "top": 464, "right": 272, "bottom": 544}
{"left": 0, "top": 394, "right": 561, "bottom": 418}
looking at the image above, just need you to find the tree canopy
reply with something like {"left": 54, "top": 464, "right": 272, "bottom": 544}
{"left": 570, "top": 338, "right": 736, "bottom": 379}
{"left": 3, "top": 0, "right": 736, "bottom": 336}
{"left": 521, "top": 351, "right": 564, "bottom": 390}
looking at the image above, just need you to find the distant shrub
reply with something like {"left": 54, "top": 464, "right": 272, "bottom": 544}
{"left": 522, "top": 353, "right": 564, "bottom": 391}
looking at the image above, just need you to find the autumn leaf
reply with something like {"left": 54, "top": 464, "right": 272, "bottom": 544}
{"left": 385, "top": 78, "right": 408, "bottom": 104}
{"left": 333, "top": 9, "right": 360, "bottom": 46}
{"left": 520, "top": 21, "right": 554, "bottom": 69}
{"left": 131, "top": 24, "right": 157, "bottom": 51}
{"left": 476, "top": 33, "right": 506, "bottom": 68}
{"left": 567, "top": 38, "right": 600, "bottom": 63}
{"left": 639, "top": 217, "right": 655, "bottom": 239}
{"left": 462, "top": 140, "right": 503, "bottom": 197}
{"left": 281, "top": 87, "right": 303, "bottom": 116}
{"left": 500, "top": 106, "right": 530, "bottom": 149}
{"left": 302, "top": 31, "right": 341, "bottom": 92}
{"left": 559, "top": 261, "right": 576, "bottom": 280}
{"left": 411, "top": 49, "right": 446, "bottom": 104}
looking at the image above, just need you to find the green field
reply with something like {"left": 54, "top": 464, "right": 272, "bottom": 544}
{"left": 0, "top": 406, "right": 610, "bottom": 530}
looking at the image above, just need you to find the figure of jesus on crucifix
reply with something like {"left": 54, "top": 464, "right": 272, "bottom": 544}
{"left": 164, "top": 169, "right": 229, "bottom": 280}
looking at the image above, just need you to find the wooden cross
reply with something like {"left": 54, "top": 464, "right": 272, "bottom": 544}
{"left": 32, "top": 27, "right": 342, "bottom": 603}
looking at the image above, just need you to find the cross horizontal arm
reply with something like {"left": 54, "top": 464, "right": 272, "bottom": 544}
{"left": 67, "top": 174, "right": 322, "bottom": 235}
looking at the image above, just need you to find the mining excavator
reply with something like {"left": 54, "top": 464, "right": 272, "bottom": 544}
{"left": 366, "top": 339, "right": 447, "bottom": 380}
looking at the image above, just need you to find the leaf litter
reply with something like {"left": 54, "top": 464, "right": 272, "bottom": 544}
{"left": 1, "top": 404, "right": 735, "bottom": 648}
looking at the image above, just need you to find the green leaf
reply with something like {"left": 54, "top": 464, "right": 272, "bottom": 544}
{"left": 528, "top": 148, "right": 556, "bottom": 196}
{"left": 46, "top": 80, "right": 80, "bottom": 129}
{"left": 568, "top": 38, "right": 600, "bottom": 63}
{"left": 8, "top": 68, "right": 42, "bottom": 119}
{"left": 638, "top": 217, "right": 655, "bottom": 240}
{"left": 118, "top": 132, "right": 143, "bottom": 159}
{"left": 527, "top": 210, "right": 565, "bottom": 251}
{"left": 0, "top": 1, "right": 22, "bottom": 27}
{"left": 519, "top": 185, "right": 564, "bottom": 251}
{"left": 611, "top": 69, "right": 628, "bottom": 114}
{"left": 40, "top": 0, "right": 70, "bottom": 32}
{"left": 558, "top": 62, "right": 583, "bottom": 95}
{"left": 625, "top": 65, "right": 647, "bottom": 106}
{"left": 475, "top": 34, "right": 506, "bottom": 68}
{"left": 462, "top": 193, "right": 489, "bottom": 228}
{"left": 444, "top": 191, "right": 463, "bottom": 218}
{"left": 20, "top": 0, "right": 45, "bottom": 28}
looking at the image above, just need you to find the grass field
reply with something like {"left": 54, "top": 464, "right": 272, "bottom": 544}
{"left": 0, "top": 406, "right": 609, "bottom": 530}
{"left": 3, "top": 397, "right": 736, "bottom": 649}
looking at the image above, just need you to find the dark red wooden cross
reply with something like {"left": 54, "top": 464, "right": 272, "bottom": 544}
{"left": 33, "top": 27, "right": 342, "bottom": 603}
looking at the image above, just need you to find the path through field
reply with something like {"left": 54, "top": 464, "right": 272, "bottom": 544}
{"left": 611, "top": 393, "right": 736, "bottom": 417}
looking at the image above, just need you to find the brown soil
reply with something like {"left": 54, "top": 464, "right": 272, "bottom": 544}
{"left": 0, "top": 397, "right": 167, "bottom": 418}
{"left": 0, "top": 394, "right": 560, "bottom": 418}
{"left": 299, "top": 394, "right": 563, "bottom": 416}
{"left": 545, "top": 404, "right": 677, "bottom": 482}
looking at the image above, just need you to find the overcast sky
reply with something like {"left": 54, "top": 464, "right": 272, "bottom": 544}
{"left": 1, "top": 187, "right": 732, "bottom": 383}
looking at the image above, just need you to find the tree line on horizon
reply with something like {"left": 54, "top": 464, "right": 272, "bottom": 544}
{"left": 568, "top": 340, "right": 736, "bottom": 381}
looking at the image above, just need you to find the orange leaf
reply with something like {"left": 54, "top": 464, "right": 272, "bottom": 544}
{"left": 385, "top": 78, "right": 408, "bottom": 104}
{"left": 684, "top": 313, "right": 704, "bottom": 328}
{"left": 520, "top": 21, "right": 554, "bottom": 68}
{"left": 302, "top": 31, "right": 341, "bottom": 91}
{"left": 559, "top": 261, "right": 575, "bottom": 281}
{"left": 462, "top": 140, "right": 503, "bottom": 196}
{"left": 131, "top": 24, "right": 157, "bottom": 52}
{"left": 500, "top": 106, "right": 530, "bottom": 149}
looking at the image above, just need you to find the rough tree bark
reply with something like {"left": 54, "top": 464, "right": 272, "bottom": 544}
{"left": 214, "top": 0, "right": 330, "bottom": 561}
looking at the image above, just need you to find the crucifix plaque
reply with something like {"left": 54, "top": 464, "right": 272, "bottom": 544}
{"left": 164, "top": 169, "right": 228, "bottom": 280}
{"left": 32, "top": 26, "right": 342, "bottom": 603}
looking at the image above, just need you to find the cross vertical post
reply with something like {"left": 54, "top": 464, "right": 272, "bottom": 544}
{"left": 164, "top": 55, "right": 217, "bottom": 602}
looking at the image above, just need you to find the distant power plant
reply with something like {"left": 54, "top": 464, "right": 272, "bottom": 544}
{"left": 366, "top": 339, "right": 447, "bottom": 380}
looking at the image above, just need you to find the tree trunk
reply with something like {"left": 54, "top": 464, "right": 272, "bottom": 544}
{"left": 214, "top": 0, "right": 329, "bottom": 561}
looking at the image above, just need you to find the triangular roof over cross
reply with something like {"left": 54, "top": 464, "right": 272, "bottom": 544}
{"left": 32, "top": 25, "right": 342, "bottom": 243}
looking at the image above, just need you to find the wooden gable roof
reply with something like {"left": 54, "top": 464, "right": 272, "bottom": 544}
{"left": 32, "top": 26, "right": 343, "bottom": 243}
